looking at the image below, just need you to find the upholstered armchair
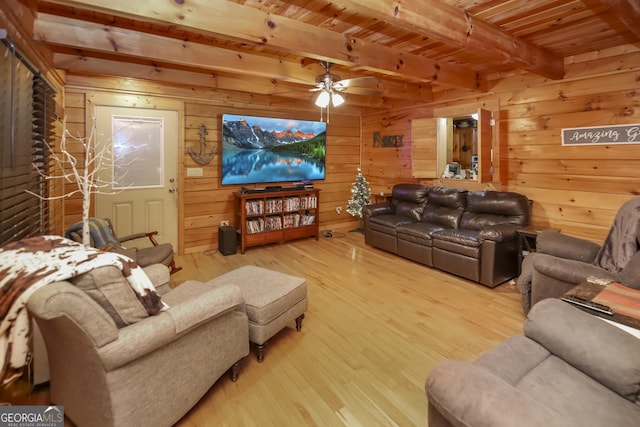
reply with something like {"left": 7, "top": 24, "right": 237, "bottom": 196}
{"left": 66, "top": 218, "right": 182, "bottom": 274}
{"left": 28, "top": 264, "right": 249, "bottom": 427}
{"left": 518, "top": 197, "right": 640, "bottom": 313}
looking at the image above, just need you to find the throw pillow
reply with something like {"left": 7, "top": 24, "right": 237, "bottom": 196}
{"left": 72, "top": 265, "right": 150, "bottom": 327}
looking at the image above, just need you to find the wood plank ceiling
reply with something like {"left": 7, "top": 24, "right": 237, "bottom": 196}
{"left": 32, "top": 0, "right": 640, "bottom": 113}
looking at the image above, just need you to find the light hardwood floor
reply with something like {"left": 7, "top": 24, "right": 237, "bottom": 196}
{"left": 171, "top": 229, "right": 526, "bottom": 426}
{"left": 6, "top": 229, "right": 526, "bottom": 426}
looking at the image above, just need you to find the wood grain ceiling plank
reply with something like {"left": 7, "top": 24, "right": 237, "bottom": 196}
{"left": 331, "top": 0, "right": 564, "bottom": 79}
{"left": 525, "top": 18, "right": 623, "bottom": 51}
{"left": 42, "top": 0, "right": 485, "bottom": 91}
{"left": 471, "top": 0, "right": 581, "bottom": 25}
{"left": 597, "top": 0, "right": 640, "bottom": 40}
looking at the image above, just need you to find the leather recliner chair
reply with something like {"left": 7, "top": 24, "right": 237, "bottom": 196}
{"left": 518, "top": 197, "right": 640, "bottom": 313}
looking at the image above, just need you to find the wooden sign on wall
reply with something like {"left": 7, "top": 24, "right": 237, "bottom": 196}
{"left": 373, "top": 131, "right": 404, "bottom": 148}
{"left": 562, "top": 124, "right": 640, "bottom": 146}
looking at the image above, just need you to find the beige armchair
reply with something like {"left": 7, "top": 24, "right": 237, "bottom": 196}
{"left": 27, "top": 264, "right": 249, "bottom": 427}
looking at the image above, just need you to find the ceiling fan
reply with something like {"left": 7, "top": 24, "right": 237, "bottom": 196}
{"left": 309, "top": 61, "right": 380, "bottom": 109}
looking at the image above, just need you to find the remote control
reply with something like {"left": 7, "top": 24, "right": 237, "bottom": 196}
{"left": 561, "top": 295, "right": 613, "bottom": 315}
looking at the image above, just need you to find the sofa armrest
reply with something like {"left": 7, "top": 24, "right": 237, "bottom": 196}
{"left": 525, "top": 298, "right": 640, "bottom": 403}
{"left": 478, "top": 224, "right": 519, "bottom": 242}
{"left": 162, "top": 281, "right": 244, "bottom": 333}
{"left": 532, "top": 253, "right": 617, "bottom": 285}
{"left": 426, "top": 360, "right": 571, "bottom": 427}
{"left": 363, "top": 202, "right": 393, "bottom": 218}
{"left": 99, "top": 282, "right": 244, "bottom": 370}
{"left": 28, "top": 282, "right": 119, "bottom": 348}
{"left": 118, "top": 231, "right": 160, "bottom": 247}
{"left": 536, "top": 230, "right": 601, "bottom": 262}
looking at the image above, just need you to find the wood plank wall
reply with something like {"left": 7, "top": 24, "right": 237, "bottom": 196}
{"left": 61, "top": 78, "right": 362, "bottom": 254}
{"left": 182, "top": 103, "right": 361, "bottom": 254}
{"left": 361, "top": 44, "right": 640, "bottom": 243}
{"left": 7, "top": 0, "right": 638, "bottom": 250}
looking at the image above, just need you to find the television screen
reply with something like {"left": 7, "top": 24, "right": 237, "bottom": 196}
{"left": 221, "top": 114, "right": 326, "bottom": 186}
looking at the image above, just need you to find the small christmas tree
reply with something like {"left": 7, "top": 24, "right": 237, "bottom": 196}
{"left": 347, "top": 168, "right": 372, "bottom": 231}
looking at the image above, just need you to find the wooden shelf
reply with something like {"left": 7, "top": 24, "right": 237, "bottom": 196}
{"left": 235, "top": 189, "right": 320, "bottom": 253}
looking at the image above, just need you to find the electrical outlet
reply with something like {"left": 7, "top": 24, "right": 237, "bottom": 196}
{"left": 221, "top": 220, "right": 230, "bottom": 226}
{"left": 336, "top": 206, "right": 342, "bottom": 214}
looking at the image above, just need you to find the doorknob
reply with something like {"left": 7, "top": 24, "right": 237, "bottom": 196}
{"left": 169, "top": 187, "right": 177, "bottom": 193}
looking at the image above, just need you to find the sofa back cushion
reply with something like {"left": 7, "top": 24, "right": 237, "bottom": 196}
{"left": 391, "top": 184, "right": 429, "bottom": 220}
{"left": 391, "top": 183, "right": 429, "bottom": 204}
{"left": 421, "top": 187, "right": 467, "bottom": 229}
{"left": 461, "top": 191, "right": 530, "bottom": 230}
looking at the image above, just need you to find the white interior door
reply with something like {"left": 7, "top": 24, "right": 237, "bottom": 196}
{"left": 95, "top": 106, "right": 178, "bottom": 249}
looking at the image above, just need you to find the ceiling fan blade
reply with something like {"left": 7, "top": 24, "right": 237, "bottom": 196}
{"left": 339, "top": 87, "right": 382, "bottom": 96}
{"left": 334, "top": 76, "right": 379, "bottom": 88}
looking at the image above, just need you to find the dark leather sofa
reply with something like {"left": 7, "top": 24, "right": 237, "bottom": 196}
{"left": 363, "top": 184, "right": 530, "bottom": 287}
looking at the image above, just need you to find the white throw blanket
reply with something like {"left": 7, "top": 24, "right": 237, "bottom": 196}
{"left": 0, "top": 235, "right": 165, "bottom": 386}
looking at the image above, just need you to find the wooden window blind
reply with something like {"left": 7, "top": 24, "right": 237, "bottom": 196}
{"left": 0, "top": 40, "right": 56, "bottom": 246}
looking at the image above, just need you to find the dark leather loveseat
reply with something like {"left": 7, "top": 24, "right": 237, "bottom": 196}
{"left": 363, "top": 184, "right": 530, "bottom": 287}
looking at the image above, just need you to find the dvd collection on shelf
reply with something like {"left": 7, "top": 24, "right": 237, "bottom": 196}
{"left": 245, "top": 200, "right": 264, "bottom": 215}
{"left": 244, "top": 195, "right": 317, "bottom": 234}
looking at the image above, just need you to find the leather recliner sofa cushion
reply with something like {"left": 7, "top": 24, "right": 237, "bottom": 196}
{"left": 421, "top": 187, "right": 467, "bottom": 229}
{"left": 396, "top": 187, "right": 467, "bottom": 245}
{"left": 460, "top": 191, "right": 530, "bottom": 230}
{"left": 368, "top": 183, "right": 429, "bottom": 234}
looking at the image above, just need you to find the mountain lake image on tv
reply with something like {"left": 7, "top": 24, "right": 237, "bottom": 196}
{"left": 221, "top": 114, "right": 326, "bottom": 186}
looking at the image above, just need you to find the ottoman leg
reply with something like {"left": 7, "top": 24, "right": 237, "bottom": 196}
{"left": 256, "top": 342, "right": 267, "bottom": 363}
{"left": 229, "top": 359, "right": 242, "bottom": 382}
{"left": 295, "top": 313, "right": 305, "bottom": 331}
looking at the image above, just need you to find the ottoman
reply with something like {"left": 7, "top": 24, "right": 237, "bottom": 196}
{"left": 210, "top": 265, "right": 308, "bottom": 362}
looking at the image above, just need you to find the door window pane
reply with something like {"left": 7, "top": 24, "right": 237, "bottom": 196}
{"left": 112, "top": 117, "right": 164, "bottom": 188}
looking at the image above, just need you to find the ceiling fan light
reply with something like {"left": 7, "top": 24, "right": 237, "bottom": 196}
{"left": 331, "top": 92, "right": 345, "bottom": 107}
{"left": 315, "top": 91, "right": 330, "bottom": 107}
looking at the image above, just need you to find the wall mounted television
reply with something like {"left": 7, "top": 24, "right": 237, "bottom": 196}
{"left": 221, "top": 114, "right": 327, "bottom": 186}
